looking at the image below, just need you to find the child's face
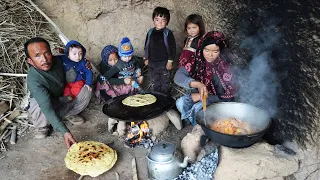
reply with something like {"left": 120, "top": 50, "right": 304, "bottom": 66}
{"left": 120, "top": 56, "right": 132, "bottom": 63}
{"left": 153, "top": 15, "right": 167, "bottom": 30}
{"left": 108, "top": 53, "right": 118, "bottom": 66}
{"left": 187, "top": 23, "right": 200, "bottom": 38}
{"left": 68, "top": 47, "right": 83, "bottom": 62}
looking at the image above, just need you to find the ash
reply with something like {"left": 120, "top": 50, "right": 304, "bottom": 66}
{"left": 175, "top": 149, "right": 219, "bottom": 180}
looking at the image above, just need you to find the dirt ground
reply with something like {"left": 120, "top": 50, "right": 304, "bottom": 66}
{"left": 0, "top": 96, "right": 192, "bottom": 180}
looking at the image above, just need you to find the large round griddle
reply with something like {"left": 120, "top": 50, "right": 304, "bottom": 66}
{"left": 102, "top": 91, "right": 175, "bottom": 122}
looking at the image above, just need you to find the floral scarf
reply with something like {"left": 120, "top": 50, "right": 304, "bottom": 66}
{"left": 180, "top": 31, "right": 236, "bottom": 98}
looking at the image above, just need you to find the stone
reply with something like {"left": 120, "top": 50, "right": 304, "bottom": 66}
{"left": 181, "top": 125, "right": 205, "bottom": 163}
{"left": 214, "top": 142, "right": 299, "bottom": 180}
{"left": 147, "top": 114, "right": 169, "bottom": 136}
{"left": 107, "top": 117, "right": 118, "bottom": 133}
{"left": 166, "top": 109, "right": 182, "bottom": 130}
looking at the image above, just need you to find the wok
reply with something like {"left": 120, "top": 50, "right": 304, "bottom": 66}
{"left": 197, "top": 102, "right": 271, "bottom": 148}
{"left": 102, "top": 91, "right": 175, "bottom": 122}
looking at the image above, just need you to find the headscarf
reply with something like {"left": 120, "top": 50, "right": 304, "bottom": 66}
{"left": 101, "top": 45, "right": 118, "bottom": 66}
{"left": 180, "top": 31, "right": 236, "bottom": 98}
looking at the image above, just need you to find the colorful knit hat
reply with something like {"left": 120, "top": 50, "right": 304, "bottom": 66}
{"left": 118, "top": 37, "right": 134, "bottom": 57}
{"left": 101, "top": 45, "right": 118, "bottom": 65}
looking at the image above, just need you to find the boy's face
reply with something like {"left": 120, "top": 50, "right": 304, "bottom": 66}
{"left": 108, "top": 53, "right": 118, "bottom": 66}
{"left": 120, "top": 56, "right": 132, "bottom": 63}
{"left": 153, "top": 15, "right": 167, "bottom": 30}
{"left": 68, "top": 47, "right": 83, "bottom": 62}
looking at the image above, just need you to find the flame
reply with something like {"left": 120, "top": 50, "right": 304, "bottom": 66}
{"left": 126, "top": 121, "right": 149, "bottom": 145}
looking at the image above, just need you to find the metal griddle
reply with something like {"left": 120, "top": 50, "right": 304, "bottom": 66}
{"left": 102, "top": 91, "right": 175, "bottom": 122}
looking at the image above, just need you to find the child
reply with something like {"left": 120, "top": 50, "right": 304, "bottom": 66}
{"left": 179, "top": 14, "right": 205, "bottom": 67}
{"left": 61, "top": 40, "right": 93, "bottom": 102}
{"left": 144, "top": 6, "right": 176, "bottom": 95}
{"left": 96, "top": 38, "right": 143, "bottom": 102}
{"left": 117, "top": 37, "right": 143, "bottom": 91}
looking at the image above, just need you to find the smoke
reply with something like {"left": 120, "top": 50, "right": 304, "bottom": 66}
{"left": 236, "top": 24, "right": 281, "bottom": 117}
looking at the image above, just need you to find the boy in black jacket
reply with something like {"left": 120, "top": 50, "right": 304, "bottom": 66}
{"left": 144, "top": 6, "right": 176, "bottom": 95}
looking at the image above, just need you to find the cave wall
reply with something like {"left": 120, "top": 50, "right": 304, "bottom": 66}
{"left": 33, "top": 0, "right": 320, "bottom": 147}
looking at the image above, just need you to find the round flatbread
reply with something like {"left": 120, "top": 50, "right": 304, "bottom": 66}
{"left": 122, "top": 94, "right": 157, "bottom": 107}
{"left": 65, "top": 141, "right": 117, "bottom": 177}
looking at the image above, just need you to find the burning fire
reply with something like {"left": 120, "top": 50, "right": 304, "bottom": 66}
{"left": 126, "top": 121, "right": 150, "bottom": 147}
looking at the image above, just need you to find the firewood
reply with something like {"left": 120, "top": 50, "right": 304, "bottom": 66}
{"left": 10, "top": 126, "right": 17, "bottom": 144}
{"left": 0, "top": 110, "right": 21, "bottom": 136}
{"left": 0, "top": 101, "right": 9, "bottom": 115}
{"left": 132, "top": 157, "right": 138, "bottom": 180}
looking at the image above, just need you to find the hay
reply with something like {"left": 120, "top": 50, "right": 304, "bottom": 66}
{"left": 0, "top": 0, "right": 63, "bottom": 108}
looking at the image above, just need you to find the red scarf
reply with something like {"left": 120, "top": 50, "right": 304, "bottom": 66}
{"left": 180, "top": 31, "right": 236, "bottom": 98}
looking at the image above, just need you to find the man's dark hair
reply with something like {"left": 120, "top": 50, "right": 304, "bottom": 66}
{"left": 152, "top": 7, "right": 170, "bottom": 24}
{"left": 24, "top": 37, "right": 51, "bottom": 58}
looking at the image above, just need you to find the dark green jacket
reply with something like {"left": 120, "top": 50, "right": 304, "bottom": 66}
{"left": 27, "top": 55, "right": 69, "bottom": 134}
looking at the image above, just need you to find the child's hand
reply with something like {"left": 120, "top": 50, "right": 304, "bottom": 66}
{"left": 124, "top": 77, "right": 131, "bottom": 85}
{"left": 137, "top": 76, "right": 144, "bottom": 84}
{"left": 166, "top": 61, "right": 173, "bottom": 70}
{"left": 85, "top": 85, "right": 92, "bottom": 91}
{"left": 136, "top": 71, "right": 141, "bottom": 77}
{"left": 144, "top": 59, "right": 148, "bottom": 65}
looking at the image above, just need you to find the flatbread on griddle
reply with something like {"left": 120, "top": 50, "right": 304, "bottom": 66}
{"left": 65, "top": 141, "right": 117, "bottom": 177}
{"left": 122, "top": 94, "right": 157, "bottom": 107}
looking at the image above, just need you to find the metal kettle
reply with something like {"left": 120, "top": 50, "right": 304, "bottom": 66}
{"left": 146, "top": 142, "right": 190, "bottom": 180}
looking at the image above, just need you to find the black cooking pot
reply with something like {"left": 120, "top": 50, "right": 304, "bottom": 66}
{"left": 196, "top": 102, "right": 271, "bottom": 148}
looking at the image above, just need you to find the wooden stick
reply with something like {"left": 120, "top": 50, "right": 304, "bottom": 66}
{"left": 77, "top": 175, "right": 85, "bottom": 180}
{"left": 115, "top": 172, "right": 120, "bottom": 180}
{"left": 10, "top": 126, "right": 16, "bottom": 144}
{"left": 132, "top": 157, "right": 138, "bottom": 180}
{"left": 0, "top": 73, "right": 27, "bottom": 77}
{"left": 202, "top": 94, "right": 207, "bottom": 111}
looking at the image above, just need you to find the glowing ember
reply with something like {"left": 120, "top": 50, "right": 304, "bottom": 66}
{"left": 125, "top": 121, "right": 153, "bottom": 148}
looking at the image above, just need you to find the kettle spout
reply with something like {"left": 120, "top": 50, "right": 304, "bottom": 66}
{"left": 179, "top": 156, "right": 190, "bottom": 168}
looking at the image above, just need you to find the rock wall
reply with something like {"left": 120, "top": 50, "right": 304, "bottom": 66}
{"left": 33, "top": 0, "right": 320, "bottom": 147}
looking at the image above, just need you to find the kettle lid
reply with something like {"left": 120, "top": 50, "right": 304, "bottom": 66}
{"left": 151, "top": 142, "right": 176, "bottom": 155}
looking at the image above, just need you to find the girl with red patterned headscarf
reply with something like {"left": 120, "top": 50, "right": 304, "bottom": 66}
{"left": 174, "top": 31, "right": 237, "bottom": 126}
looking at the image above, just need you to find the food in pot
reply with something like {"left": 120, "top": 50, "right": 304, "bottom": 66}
{"left": 122, "top": 94, "right": 157, "bottom": 107}
{"left": 65, "top": 141, "right": 117, "bottom": 177}
{"left": 210, "top": 118, "right": 252, "bottom": 135}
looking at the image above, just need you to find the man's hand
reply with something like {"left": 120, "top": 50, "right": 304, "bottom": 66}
{"left": 124, "top": 77, "right": 132, "bottom": 85}
{"left": 84, "top": 58, "right": 92, "bottom": 70}
{"left": 64, "top": 132, "right": 77, "bottom": 149}
{"left": 144, "top": 59, "right": 148, "bottom": 66}
{"left": 166, "top": 61, "right": 173, "bottom": 70}
{"left": 85, "top": 85, "right": 92, "bottom": 91}
{"left": 137, "top": 76, "right": 144, "bottom": 84}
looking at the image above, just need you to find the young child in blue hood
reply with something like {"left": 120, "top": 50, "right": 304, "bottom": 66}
{"left": 61, "top": 40, "right": 93, "bottom": 101}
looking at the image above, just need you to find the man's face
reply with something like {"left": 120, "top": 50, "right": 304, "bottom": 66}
{"left": 27, "top": 42, "right": 53, "bottom": 71}
{"left": 68, "top": 47, "right": 83, "bottom": 62}
{"left": 153, "top": 15, "right": 167, "bottom": 30}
